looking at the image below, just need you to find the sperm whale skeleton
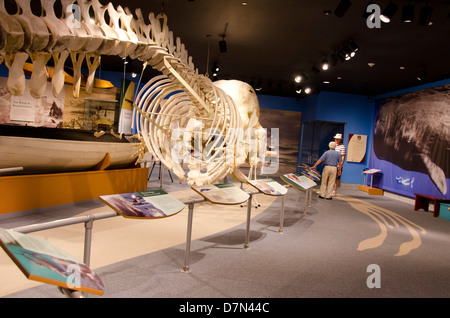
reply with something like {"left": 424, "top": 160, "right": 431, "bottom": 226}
{"left": 0, "top": 0, "right": 268, "bottom": 186}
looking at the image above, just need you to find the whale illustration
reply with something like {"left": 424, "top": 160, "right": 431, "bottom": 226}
{"left": 374, "top": 84, "right": 449, "bottom": 195}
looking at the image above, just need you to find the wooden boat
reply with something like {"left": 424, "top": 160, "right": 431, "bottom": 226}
{"left": 0, "top": 125, "right": 141, "bottom": 175}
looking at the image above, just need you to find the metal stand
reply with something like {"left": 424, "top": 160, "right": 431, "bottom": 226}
{"left": 244, "top": 194, "right": 253, "bottom": 249}
{"left": 303, "top": 189, "right": 312, "bottom": 214}
{"left": 182, "top": 203, "right": 194, "bottom": 273}
{"left": 278, "top": 195, "right": 286, "bottom": 234}
{"left": 11, "top": 188, "right": 260, "bottom": 286}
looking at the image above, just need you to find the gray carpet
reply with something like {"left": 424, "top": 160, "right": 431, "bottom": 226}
{"left": 3, "top": 179, "right": 450, "bottom": 301}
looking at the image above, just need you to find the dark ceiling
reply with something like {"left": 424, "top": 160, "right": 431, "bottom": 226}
{"left": 100, "top": 0, "right": 450, "bottom": 98}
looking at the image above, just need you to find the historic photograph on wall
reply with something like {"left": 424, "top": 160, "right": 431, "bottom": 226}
{"left": 370, "top": 83, "right": 450, "bottom": 198}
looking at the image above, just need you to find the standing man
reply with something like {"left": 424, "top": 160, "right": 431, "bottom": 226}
{"left": 333, "top": 133, "right": 346, "bottom": 196}
{"left": 311, "top": 141, "right": 342, "bottom": 200}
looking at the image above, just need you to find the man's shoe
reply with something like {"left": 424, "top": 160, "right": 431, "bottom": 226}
{"left": 318, "top": 195, "right": 324, "bottom": 199}
{"left": 326, "top": 197, "right": 332, "bottom": 200}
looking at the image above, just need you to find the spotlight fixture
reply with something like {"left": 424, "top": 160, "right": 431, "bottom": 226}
{"left": 294, "top": 75, "right": 302, "bottom": 83}
{"left": 295, "top": 85, "right": 302, "bottom": 94}
{"left": 334, "top": 0, "right": 352, "bottom": 18}
{"left": 255, "top": 80, "right": 263, "bottom": 91}
{"left": 418, "top": 3, "right": 433, "bottom": 26}
{"left": 212, "top": 64, "right": 219, "bottom": 77}
{"left": 348, "top": 41, "right": 359, "bottom": 56}
{"left": 417, "top": 70, "right": 427, "bottom": 81}
{"left": 401, "top": 3, "right": 415, "bottom": 23}
{"left": 304, "top": 87, "right": 312, "bottom": 94}
{"left": 321, "top": 59, "right": 329, "bottom": 71}
{"left": 380, "top": 1, "right": 399, "bottom": 23}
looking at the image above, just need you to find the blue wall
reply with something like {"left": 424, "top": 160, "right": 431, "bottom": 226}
{"left": 257, "top": 78, "right": 450, "bottom": 187}
{"left": 295, "top": 91, "right": 375, "bottom": 185}
{"left": 259, "top": 91, "right": 376, "bottom": 185}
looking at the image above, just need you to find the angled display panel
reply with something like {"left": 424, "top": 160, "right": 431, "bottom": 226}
{"left": 0, "top": 228, "right": 105, "bottom": 296}
{"left": 100, "top": 190, "right": 185, "bottom": 219}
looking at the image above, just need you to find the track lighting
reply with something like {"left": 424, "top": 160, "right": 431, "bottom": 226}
{"left": 334, "top": 0, "right": 352, "bottom": 18}
{"left": 418, "top": 4, "right": 433, "bottom": 26}
{"left": 380, "top": 1, "right": 398, "bottom": 23}
{"left": 401, "top": 3, "right": 415, "bottom": 23}
{"left": 321, "top": 60, "right": 329, "bottom": 71}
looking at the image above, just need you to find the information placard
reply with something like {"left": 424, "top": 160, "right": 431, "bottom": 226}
{"left": 0, "top": 228, "right": 104, "bottom": 296}
{"left": 281, "top": 173, "right": 317, "bottom": 191}
{"left": 191, "top": 183, "right": 250, "bottom": 205}
{"left": 100, "top": 190, "right": 185, "bottom": 219}
{"left": 248, "top": 179, "right": 287, "bottom": 196}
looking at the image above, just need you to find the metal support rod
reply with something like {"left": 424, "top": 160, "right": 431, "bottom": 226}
{"left": 244, "top": 194, "right": 253, "bottom": 249}
{"left": 303, "top": 190, "right": 308, "bottom": 214}
{"left": 12, "top": 211, "right": 118, "bottom": 234}
{"left": 83, "top": 219, "right": 94, "bottom": 267}
{"left": 308, "top": 189, "right": 312, "bottom": 207}
{"left": 182, "top": 203, "right": 195, "bottom": 273}
{"left": 278, "top": 195, "right": 285, "bottom": 234}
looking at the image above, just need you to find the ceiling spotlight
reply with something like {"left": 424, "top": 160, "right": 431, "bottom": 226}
{"left": 380, "top": 1, "right": 399, "bottom": 23}
{"left": 334, "top": 0, "right": 352, "bottom": 18}
{"left": 417, "top": 70, "right": 427, "bottom": 81}
{"left": 295, "top": 85, "right": 302, "bottom": 94}
{"left": 418, "top": 4, "right": 433, "bottom": 26}
{"left": 304, "top": 87, "right": 312, "bottom": 94}
{"left": 212, "top": 64, "right": 219, "bottom": 77}
{"left": 294, "top": 75, "right": 302, "bottom": 83}
{"left": 348, "top": 41, "right": 359, "bottom": 54}
{"left": 401, "top": 3, "right": 415, "bottom": 23}
{"left": 321, "top": 60, "right": 329, "bottom": 71}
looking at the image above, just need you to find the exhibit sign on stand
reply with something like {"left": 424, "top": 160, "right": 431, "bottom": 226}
{"left": 0, "top": 228, "right": 105, "bottom": 296}
{"left": 281, "top": 173, "right": 317, "bottom": 214}
{"left": 248, "top": 178, "right": 288, "bottom": 234}
{"left": 191, "top": 183, "right": 254, "bottom": 251}
{"left": 191, "top": 183, "right": 250, "bottom": 205}
{"left": 248, "top": 178, "right": 287, "bottom": 196}
{"left": 281, "top": 173, "right": 317, "bottom": 191}
{"left": 100, "top": 190, "right": 185, "bottom": 219}
{"left": 359, "top": 169, "right": 383, "bottom": 195}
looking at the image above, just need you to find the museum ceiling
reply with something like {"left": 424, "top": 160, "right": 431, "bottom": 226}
{"left": 65, "top": 0, "right": 450, "bottom": 97}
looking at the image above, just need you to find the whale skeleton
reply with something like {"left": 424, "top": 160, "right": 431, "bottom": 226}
{"left": 0, "top": 0, "right": 267, "bottom": 186}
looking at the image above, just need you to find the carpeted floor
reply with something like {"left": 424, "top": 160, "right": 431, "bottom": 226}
{"left": 1, "top": 171, "right": 450, "bottom": 301}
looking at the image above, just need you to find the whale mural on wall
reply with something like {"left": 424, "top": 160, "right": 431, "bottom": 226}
{"left": 373, "top": 84, "right": 449, "bottom": 196}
